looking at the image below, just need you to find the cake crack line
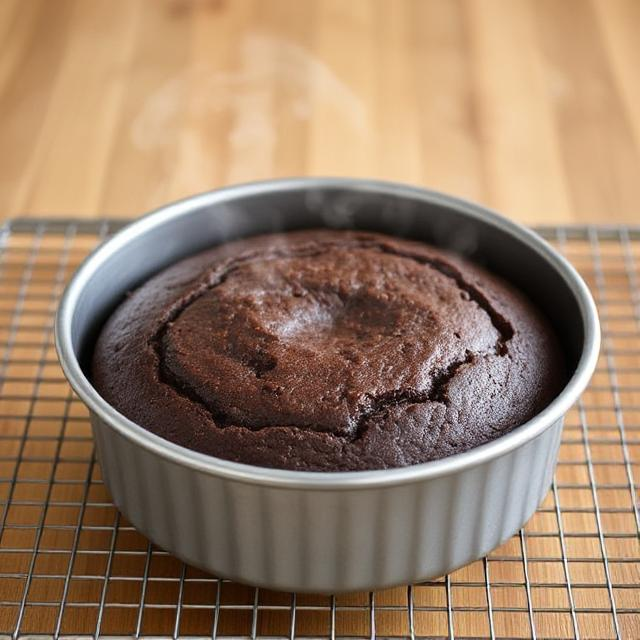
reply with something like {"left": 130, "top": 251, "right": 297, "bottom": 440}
{"left": 147, "top": 237, "right": 515, "bottom": 441}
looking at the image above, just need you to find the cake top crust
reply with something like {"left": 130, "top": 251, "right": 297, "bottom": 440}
{"left": 91, "top": 229, "right": 565, "bottom": 471}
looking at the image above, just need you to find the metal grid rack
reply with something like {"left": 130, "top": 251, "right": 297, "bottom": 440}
{"left": 0, "top": 218, "right": 638, "bottom": 640}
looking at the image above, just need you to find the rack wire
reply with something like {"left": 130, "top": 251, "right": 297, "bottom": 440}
{"left": 0, "top": 219, "right": 638, "bottom": 639}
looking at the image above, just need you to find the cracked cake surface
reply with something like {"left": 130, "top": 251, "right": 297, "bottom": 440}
{"left": 91, "top": 229, "right": 565, "bottom": 471}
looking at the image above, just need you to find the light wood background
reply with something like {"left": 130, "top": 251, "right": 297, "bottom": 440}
{"left": 0, "top": 0, "right": 639, "bottom": 224}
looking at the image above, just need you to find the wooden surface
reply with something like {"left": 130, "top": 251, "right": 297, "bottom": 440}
{"left": 0, "top": 0, "right": 639, "bottom": 224}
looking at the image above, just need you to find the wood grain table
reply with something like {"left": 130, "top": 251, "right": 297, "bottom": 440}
{"left": 0, "top": 2, "right": 639, "bottom": 639}
{"left": 1, "top": 0, "right": 639, "bottom": 224}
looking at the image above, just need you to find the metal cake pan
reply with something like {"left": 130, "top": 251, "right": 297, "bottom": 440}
{"left": 55, "top": 178, "right": 600, "bottom": 593}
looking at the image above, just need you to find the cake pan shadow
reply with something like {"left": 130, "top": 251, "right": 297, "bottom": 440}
{"left": 55, "top": 179, "right": 599, "bottom": 593}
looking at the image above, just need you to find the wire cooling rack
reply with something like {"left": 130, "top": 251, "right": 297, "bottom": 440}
{"left": 0, "top": 219, "right": 638, "bottom": 640}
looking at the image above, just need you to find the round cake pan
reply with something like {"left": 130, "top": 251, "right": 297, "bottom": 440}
{"left": 55, "top": 178, "right": 599, "bottom": 593}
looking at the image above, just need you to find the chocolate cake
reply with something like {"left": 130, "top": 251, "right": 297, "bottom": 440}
{"left": 92, "top": 229, "right": 565, "bottom": 471}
